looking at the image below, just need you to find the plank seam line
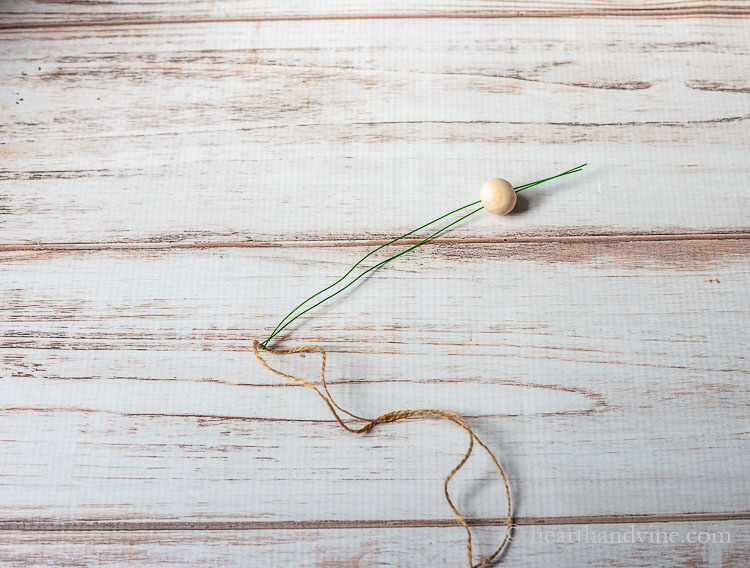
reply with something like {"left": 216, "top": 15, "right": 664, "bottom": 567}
{"left": 1, "top": 232, "right": 749, "bottom": 252}
{"left": 1, "top": 9, "right": 749, "bottom": 31}
{"left": 2, "top": 513, "right": 749, "bottom": 532}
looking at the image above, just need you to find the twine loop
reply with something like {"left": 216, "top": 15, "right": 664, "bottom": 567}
{"left": 252, "top": 339, "right": 512, "bottom": 567}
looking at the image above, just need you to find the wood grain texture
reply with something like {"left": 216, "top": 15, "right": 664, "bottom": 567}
{"left": 2, "top": 4, "right": 750, "bottom": 566}
{"left": 2, "top": 1, "right": 750, "bottom": 29}
{"left": 0, "top": 521, "right": 746, "bottom": 567}
{"left": 2, "top": 18, "right": 750, "bottom": 245}
{"left": 1, "top": 243, "right": 748, "bottom": 522}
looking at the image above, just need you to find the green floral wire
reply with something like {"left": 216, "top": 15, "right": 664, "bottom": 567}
{"left": 263, "top": 163, "right": 584, "bottom": 344}
{"left": 260, "top": 163, "right": 586, "bottom": 348}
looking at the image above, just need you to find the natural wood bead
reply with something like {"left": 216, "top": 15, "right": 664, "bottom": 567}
{"left": 480, "top": 178, "right": 517, "bottom": 215}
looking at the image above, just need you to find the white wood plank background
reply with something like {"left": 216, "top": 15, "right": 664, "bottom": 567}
{"left": 1, "top": 2, "right": 749, "bottom": 566}
{"left": 3, "top": 1, "right": 749, "bottom": 27}
{"left": 2, "top": 18, "right": 750, "bottom": 244}
{"left": 0, "top": 522, "right": 746, "bottom": 567}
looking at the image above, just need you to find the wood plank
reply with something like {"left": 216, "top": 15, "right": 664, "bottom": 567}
{"left": 3, "top": 1, "right": 749, "bottom": 29}
{"left": 2, "top": 18, "right": 750, "bottom": 245}
{"left": 1, "top": 242, "right": 748, "bottom": 522}
{"left": 0, "top": 521, "right": 746, "bottom": 567}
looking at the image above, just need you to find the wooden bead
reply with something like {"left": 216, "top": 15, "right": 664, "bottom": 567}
{"left": 479, "top": 178, "right": 516, "bottom": 215}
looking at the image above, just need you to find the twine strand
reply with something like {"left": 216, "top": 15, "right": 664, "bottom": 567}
{"left": 252, "top": 339, "right": 512, "bottom": 568}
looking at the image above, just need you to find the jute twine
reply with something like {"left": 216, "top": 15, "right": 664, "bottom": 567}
{"left": 252, "top": 339, "right": 512, "bottom": 567}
